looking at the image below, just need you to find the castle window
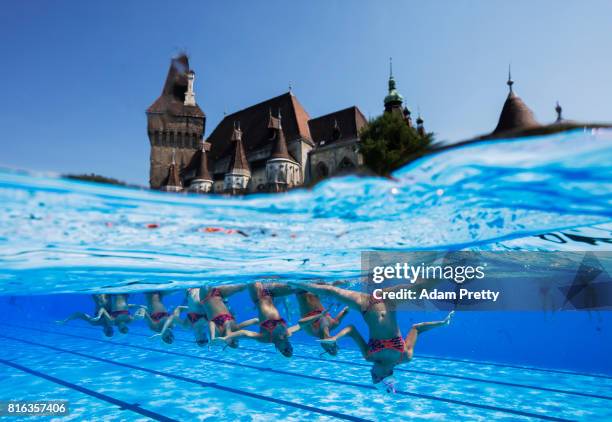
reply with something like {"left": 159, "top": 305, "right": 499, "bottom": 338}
{"left": 170, "top": 132, "right": 175, "bottom": 146}
{"left": 316, "top": 162, "right": 329, "bottom": 179}
{"left": 339, "top": 157, "right": 355, "bottom": 170}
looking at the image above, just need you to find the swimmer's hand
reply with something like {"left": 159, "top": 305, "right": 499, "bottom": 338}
{"left": 209, "top": 337, "right": 228, "bottom": 346}
{"left": 444, "top": 310, "right": 455, "bottom": 325}
{"left": 133, "top": 308, "right": 146, "bottom": 319}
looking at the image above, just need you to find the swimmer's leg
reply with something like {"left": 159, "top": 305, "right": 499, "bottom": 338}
{"left": 264, "top": 282, "right": 294, "bottom": 297}
{"left": 404, "top": 311, "right": 454, "bottom": 359}
{"left": 216, "top": 283, "right": 248, "bottom": 298}
{"left": 289, "top": 283, "right": 367, "bottom": 311}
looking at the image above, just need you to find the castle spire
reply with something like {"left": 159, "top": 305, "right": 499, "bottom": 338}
{"left": 555, "top": 101, "right": 563, "bottom": 122}
{"left": 269, "top": 109, "right": 292, "bottom": 160}
{"left": 228, "top": 121, "right": 249, "bottom": 173}
{"left": 384, "top": 57, "right": 404, "bottom": 114}
{"left": 507, "top": 64, "right": 514, "bottom": 93}
{"left": 162, "top": 149, "right": 182, "bottom": 192}
{"left": 224, "top": 121, "right": 250, "bottom": 194}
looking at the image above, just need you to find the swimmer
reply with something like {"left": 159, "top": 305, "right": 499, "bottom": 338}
{"left": 295, "top": 288, "right": 349, "bottom": 356}
{"left": 213, "top": 282, "right": 315, "bottom": 357}
{"left": 290, "top": 282, "right": 453, "bottom": 386}
{"left": 186, "top": 285, "right": 258, "bottom": 348}
{"left": 143, "top": 291, "right": 180, "bottom": 344}
{"left": 177, "top": 288, "right": 209, "bottom": 347}
{"left": 95, "top": 294, "right": 144, "bottom": 334}
{"left": 57, "top": 294, "right": 115, "bottom": 337}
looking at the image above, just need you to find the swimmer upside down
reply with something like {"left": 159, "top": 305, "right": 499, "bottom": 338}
{"left": 288, "top": 281, "right": 453, "bottom": 385}
{"left": 177, "top": 285, "right": 259, "bottom": 347}
{"left": 212, "top": 282, "right": 334, "bottom": 357}
{"left": 294, "top": 287, "right": 349, "bottom": 355}
{"left": 57, "top": 294, "right": 116, "bottom": 337}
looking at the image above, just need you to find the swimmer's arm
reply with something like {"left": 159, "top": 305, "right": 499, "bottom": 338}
{"left": 158, "top": 314, "right": 177, "bottom": 336}
{"left": 142, "top": 311, "right": 154, "bottom": 324}
{"left": 56, "top": 312, "right": 94, "bottom": 324}
{"left": 95, "top": 308, "right": 113, "bottom": 321}
{"left": 172, "top": 306, "right": 188, "bottom": 318}
{"left": 330, "top": 306, "right": 349, "bottom": 329}
{"left": 168, "top": 306, "right": 185, "bottom": 323}
{"left": 208, "top": 320, "right": 217, "bottom": 340}
{"left": 287, "top": 324, "right": 302, "bottom": 335}
{"left": 235, "top": 318, "right": 259, "bottom": 329}
{"left": 336, "top": 325, "right": 369, "bottom": 359}
{"left": 221, "top": 329, "right": 263, "bottom": 341}
{"left": 297, "top": 310, "right": 327, "bottom": 327}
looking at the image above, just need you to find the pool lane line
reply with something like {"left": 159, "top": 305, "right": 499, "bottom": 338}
{"left": 0, "top": 359, "right": 178, "bottom": 422}
{"left": 0, "top": 330, "right": 574, "bottom": 422}
{"left": 20, "top": 322, "right": 612, "bottom": 400}
{"left": 0, "top": 335, "right": 371, "bottom": 422}
{"left": 35, "top": 318, "right": 612, "bottom": 381}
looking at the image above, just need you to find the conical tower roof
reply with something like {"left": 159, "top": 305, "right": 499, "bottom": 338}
{"left": 195, "top": 141, "right": 212, "bottom": 180}
{"left": 268, "top": 110, "right": 294, "bottom": 160}
{"left": 228, "top": 123, "right": 250, "bottom": 173}
{"left": 165, "top": 151, "right": 182, "bottom": 188}
{"left": 492, "top": 69, "right": 539, "bottom": 135}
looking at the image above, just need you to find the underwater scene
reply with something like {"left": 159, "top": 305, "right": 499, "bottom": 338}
{"left": 1, "top": 129, "right": 611, "bottom": 421}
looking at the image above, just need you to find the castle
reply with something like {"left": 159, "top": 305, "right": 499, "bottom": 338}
{"left": 147, "top": 56, "right": 564, "bottom": 194}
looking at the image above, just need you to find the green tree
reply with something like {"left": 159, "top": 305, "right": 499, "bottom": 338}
{"left": 359, "top": 112, "right": 435, "bottom": 176}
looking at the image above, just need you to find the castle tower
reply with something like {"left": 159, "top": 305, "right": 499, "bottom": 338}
{"left": 223, "top": 122, "right": 251, "bottom": 194}
{"left": 188, "top": 140, "right": 213, "bottom": 193}
{"left": 416, "top": 113, "right": 425, "bottom": 136}
{"left": 161, "top": 150, "right": 183, "bottom": 192}
{"left": 384, "top": 57, "right": 405, "bottom": 115}
{"left": 146, "top": 55, "right": 206, "bottom": 189}
{"left": 265, "top": 110, "right": 300, "bottom": 193}
{"left": 491, "top": 66, "right": 539, "bottom": 135}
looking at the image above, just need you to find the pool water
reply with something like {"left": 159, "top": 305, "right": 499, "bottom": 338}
{"left": 1, "top": 314, "right": 611, "bottom": 421}
{"left": 0, "top": 129, "right": 611, "bottom": 420}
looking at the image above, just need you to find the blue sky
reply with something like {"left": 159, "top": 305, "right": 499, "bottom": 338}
{"left": 1, "top": 1, "right": 611, "bottom": 185}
